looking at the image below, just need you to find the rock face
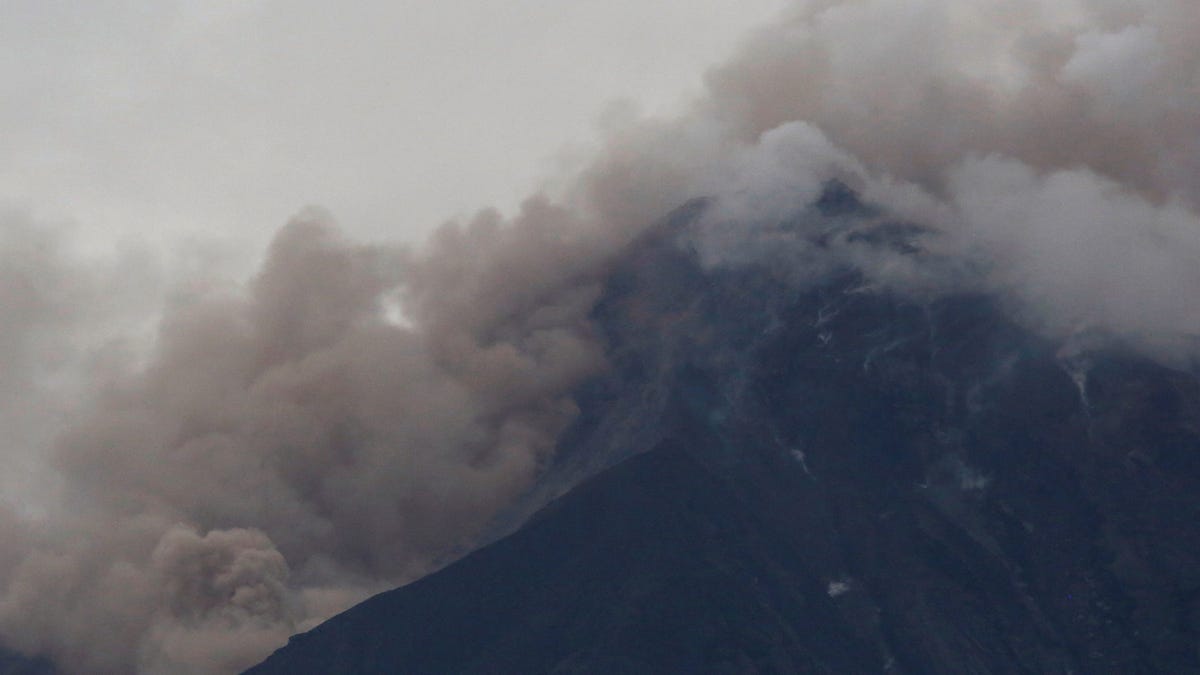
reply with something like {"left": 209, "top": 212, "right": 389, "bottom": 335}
{"left": 248, "top": 193, "right": 1200, "bottom": 673}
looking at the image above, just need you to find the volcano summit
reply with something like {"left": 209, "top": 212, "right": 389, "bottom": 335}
{"left": 247, "top": 185, "right": 1200, "bottom": 673}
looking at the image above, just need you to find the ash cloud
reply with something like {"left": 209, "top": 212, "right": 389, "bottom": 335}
{"left": 0, "top": 207, "right": 608, "bottom": 673}
{"left": 631, "top": 0, "right": 1200, "bottom": 362}
{"left": 1, "top": 0, "right": 1198, "bottom": 672}
{"left": 704, "top": 0, "right": 1200, "bottom": 206}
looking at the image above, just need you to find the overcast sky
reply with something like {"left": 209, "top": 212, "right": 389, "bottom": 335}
{"left": 1, "top": 0, "right": 788, "bottom": 259}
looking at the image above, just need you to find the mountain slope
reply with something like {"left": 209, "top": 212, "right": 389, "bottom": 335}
{"left": 248, "top": 193, "right": 1200, "bottom": 674}
{"left": 0, "top": 648, "right": 53, "bottom": 675}
{"left": 246, "top": 439, "right": 893, "bottom": 674}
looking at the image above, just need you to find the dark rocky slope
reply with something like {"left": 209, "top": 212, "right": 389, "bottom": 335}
{"left": 0, "top": 648, "right": 53, "bottom": 675}
{"left": 248, "top": 192, "right": 1200, "bottom": 673}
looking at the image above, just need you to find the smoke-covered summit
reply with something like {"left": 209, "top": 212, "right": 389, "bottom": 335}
{"left": 0, "top": 1, "right": 1198, "bottom": 672}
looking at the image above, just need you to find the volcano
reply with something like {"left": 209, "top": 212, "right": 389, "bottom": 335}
{"left": 244, "top": 187, "right": 1200, "bottom": 674}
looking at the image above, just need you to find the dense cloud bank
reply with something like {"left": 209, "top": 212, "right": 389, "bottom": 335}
{"left": 0, "top": 1, "right": 1197, "bottom": 672}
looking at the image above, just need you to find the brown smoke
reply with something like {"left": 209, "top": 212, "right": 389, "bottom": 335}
{"left": 0, "top": 206, "right": 610, "bottom": 673}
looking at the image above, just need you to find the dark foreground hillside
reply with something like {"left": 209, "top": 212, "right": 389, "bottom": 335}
{"left": 249, "top": 193, "right": 1200, "bottom": 674}
{"left": 248, "top": 440, "right": 890, "bottom": 673}
{"left": 0, "top": 648, "right": 53, "bottom": 675}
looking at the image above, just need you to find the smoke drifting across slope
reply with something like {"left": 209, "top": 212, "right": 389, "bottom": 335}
{"left": 0, "top": 0, "right": 1197, "bottom": 672}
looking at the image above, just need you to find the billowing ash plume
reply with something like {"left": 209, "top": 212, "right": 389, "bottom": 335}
{"left": 0, "top": 207, "right": 610, "bottom": 673}
{"left": 0, "top": 0, "right": 1198, "bottom": 672}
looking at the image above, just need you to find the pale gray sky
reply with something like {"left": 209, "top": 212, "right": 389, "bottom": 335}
{"left": 1, "top": 0, "right": 789, "bottom": 257}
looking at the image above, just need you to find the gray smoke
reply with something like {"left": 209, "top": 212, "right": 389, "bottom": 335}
{"left": 0, "top": 0, "right": 1197, "bottom": 672}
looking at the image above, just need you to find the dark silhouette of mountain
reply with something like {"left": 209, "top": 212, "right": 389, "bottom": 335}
{"left": 248, "top": 189, "right": 1200, "bottom": 673}
{"left": 0, "top": 647, "right": 54, "bottom": 675}
{"left": 247, "top": 439, "right": 888, "bottom": 674}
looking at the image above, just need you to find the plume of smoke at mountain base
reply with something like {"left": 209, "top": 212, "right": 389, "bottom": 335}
{"left": 0, "top": 0, "right": 1197, "bottom": 672}
{"left": 0, "top": 207, "right": 608, "bottom": 673}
